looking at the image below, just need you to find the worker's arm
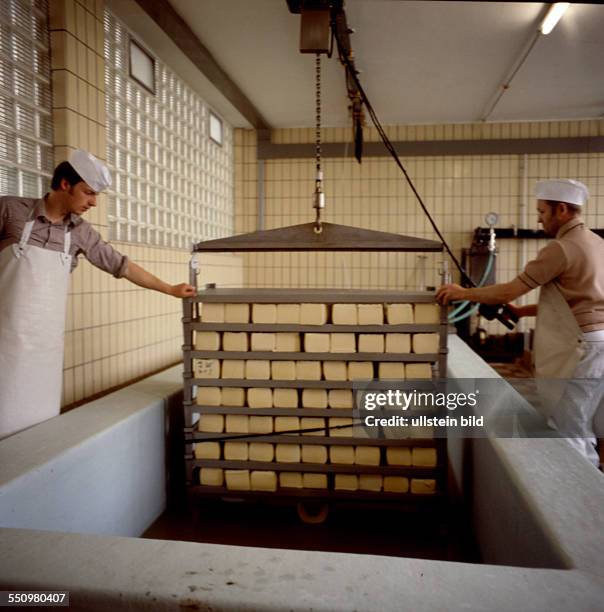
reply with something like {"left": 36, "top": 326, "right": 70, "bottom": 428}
{"left": 436, "top": 277, "right": 531, "bottom": 305}
{"left": 123, "top": 261, "right": 196, "bottom": 298}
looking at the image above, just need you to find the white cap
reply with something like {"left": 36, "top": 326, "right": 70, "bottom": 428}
{"left": 535, "top": 179, "right": 589, "bottom": 207}
{"left": 69, "top": 149, "right": 112, "bottom": 193}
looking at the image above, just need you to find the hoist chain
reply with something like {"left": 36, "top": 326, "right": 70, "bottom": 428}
{"left": 313, "top": 52, "right": 325, "bottom": 233}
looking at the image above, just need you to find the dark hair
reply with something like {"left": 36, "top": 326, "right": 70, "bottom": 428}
{"left": 544, "top": 200, "right": 581, "bottom": 215}
{"left": 50, "top": 161, "right": 84, "bottom": 190}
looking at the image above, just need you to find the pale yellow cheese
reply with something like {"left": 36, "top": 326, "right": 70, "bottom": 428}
{"left": 276, "top": 303, "right": 300, "bottom": 324}
{"left": 301, "top": 417, "right": 325, "bottom": 436}
{"left": 224, "top": 303, "right": 250, "bottom": 323}
{"left": 196, "top": 386, "right": 221, "bottom": 406}
{"left": 378, "top": 362, "right": 405, "bottom": 380}
{"left": 302, "top": 388, "right": 328, "bottom": 408}
{"left": 199, "top": 468, "right": 223, "bottom": 486}
{"left": 225, "top": 469, "right": 250, "bottom": 491}
{"left": 221, "top": 359, "right": 245, "bottom": 379}
{"left": 386, "top": 447, "right": 411, "bottom": 466}
{"left": 385, "top": 333, "right": 411, "bottom": 354}
{"left": 275, "top": 416, "right": 300, "bottom": 434}
{"left": 411, "top": 479, "right": 436, "bottom": 494}
{"left": 200, "top": 303, "right": 224, "bottom": 323}
{"left": 358, "top": 304, "right": 383, "bottom": 325}
{"left": 323, "top": 361, "right": 347, "bottom": 381}
{"left": 249, "top": 442, "right": 274, "bottom": 462}
{"left": 251, "top": 333, "right": 276, "bottom": 352}
{"left": 386, "top": 303, "right": 413, "bottom": 324}
{"left": 195, "top": 331, "right": 220, "bottom": 351}
{"left": 194, "top": 442, "right": 220, "bottom": 460}
{"left": 193, "top": 359, "right": 220, "bottom": 379}
{"left": 359, "top": 474, "right": 382, "bottom": 492}
{"left": 225, "top": 415, "right": 249, "bottom": 433}
{"left": 414, "top": 303, "right": 440, "bottom": 324}
{"left": 296, "top": 361, "right": 322, "bottom": 380}
{"left": 198, "top": 414, "right": 224, "bottom": 433}
{"left": 405, "top": 363, "right": 432, "bottom": 379}
{"left": 252, "top": 303, "right": 277, "bottom": 324}
{"left": 273, "top": 388, "right": 298, "bottom": 408}
{"left": 249, "top": 416, "right": 273, "bottom": 434}
{"left": 304, "top": 333, "right": 330, "bottom": 353}
{"left": 271, "top": 360, "right": 296, "bottom": 380}
{"left": 358, "top": 334, "right": 384, "bottom": 353}
{"left": 329, "top": 417, "right": 353, "bottom": 437}
{"left": 302, "top": 473, "right": 327, "bottom": 489}
{"left": 224, "top": 441, "right": 248, "bottom": 461}
{"left": 354, "top": 445, "right": 380, "bottom": 466}
{"left": 221, "top": 387, "right": 245, "bottom": 407}
{"left": 329, "top": 445, "right": 354, "bottom": 464}
{"left": 328, "top": 389, "right": 353, "bottom": 409}
{"left": 330, "top": 333, "right": 356, "bottom": 353}
{"left": 301, "top": 445, "right": 327, "bottom": 464}
{"left": 280, "top": 472, "right": 303, "bottom": 488}
{"left": 300, "top": 303, "right": 328, "bottom": 325}
{"left": 245, "top": 360, "right": 270, "bottom": 380}
{"left": 223, "top": 332, "right": 249, "bottom": 352}
{"left": 247, "top": 387, "right": 273, "bottom": 408}
{"left": 275, "top": 444, "right": 300, "bottom": 463}
{"left": 384, "top": 476, "right": 409, "bottom": 493}
{"left": 331, "top": 303, "right": 358, "bottom": 325}
{"left": 250, "top": 470, "right": 277, "bottom": 491}
{"left": 335, "top": 474, "right": 358, "bottom": 491}
{"left": 274, "top": 333, "right": 301, "bottom": 352}
{"left": 347, "top": 361, "right": 374, "bottom": 381}
{"left": 412, "top": 333, "right": 439, "bottom": 354}
{"left": 412, "top": 447, "right": 438, "bottom": 467}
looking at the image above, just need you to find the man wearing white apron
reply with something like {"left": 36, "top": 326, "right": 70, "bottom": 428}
{"left": 437, "top": 179, "right": 604, "bottom": 469}
{"left": 0, "top": 150, "right": 195, "bottom": 439}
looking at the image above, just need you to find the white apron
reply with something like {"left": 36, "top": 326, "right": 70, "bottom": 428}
{"left": 0, "top": 216, "right": 71, "bottom": 438}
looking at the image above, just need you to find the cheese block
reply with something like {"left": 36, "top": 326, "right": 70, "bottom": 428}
{"left": 304, "top": 333, "right": 330, "bottom": 353}
{"left": 329, "top": 445, "right": 354, "bottom": 464}
{"left": 296, "top": 361, "right": 322, "bottom": 380}
{"left": 251, "top": 333, "right": 276, "bottom": 352}
{"left": 280, "top": 472, "right": 303, "bottom": 488}
{"left": 221, "top": 387, "right": 245, "bottom": 407}
{"left": 386, "top": 447, "right": 411, "bottom": 466}
{"left": 358, "top": 334, "right": 384, "bottom": 353}
{"left": 223, "top": 332, "right": 248, "bottom": 352}
{"left": 200, "top": 303, "right": 224, "bottom": 323}
{"left": 328, "top": 389, "right": 353, "bottom": 409}
{"left": 329, "top": 417, "right": 353, "bottom": 437}
{"left": 347, "top": 361, "right": 374, "bottom": 381}
{"left": 249, "top": 442, "right": 274, "bottom": 462}
{"left": 193, "top": 359, "right": 220, "bottom": 379}
{"left": 331, "top": 303, "right": 358, "bottom": 325}
{"left": 378, "top": 362, "right": 405, "bottom": 380}
{"left": 252, "top": 303, "right": 277, "bottom": 324}
{"left": 225, "top": 469, "right": 250, "bottom": 491}
{"left": 323, "top": 361, "right": 347, "bottom": 381}
{"left": 221, "top": 359, "right": 245, "bottom": 379}
{"left": 385, "top": 333, "right": 411, "bottom": 354}
{"left": 409, "top": 425, "right": 435, "bottom": 439}
{"left": 195, "top": 331, "right": 220, "bottom": 351}
{"left": 273, "top": 388, "right": 298, "bottom": 408}
{"left": 335, "top": 474, "right": 358, "bottom": 491}
{"left": 276, "top": 303, "right": 300, "bottom": 324}
{"left": 275, "top": 333, "right": 301, "bottom": 352}
{"left": 271, "top": 360, "right": 296, "bottom": 380}
{"left": 249, "top": 416, "right": 273, "bottom": 434}
{"left": 196, "top": 386, "right": 221, "bottom": 406}
{"left": 224, "top": 441, "right": 248, "bottom": 461}
{"left": 405, "top": 363, "right": 432, "bottom": 379}
{"left": 301, "top": 417, "right": 325, "bottom": 436}
{"left": 386, "top": 303, "right": 413, "bottom": 324}
{"left": 247, "top": 387, "right": 273, "bottom": 408}
{"left": 330, "top": 333, "right": 356, "bottom": 353}
{"left": 198, "top": 414, "right": 224, "bottom": 433}
{"left": 412, "top": 447, "right": 438, "bottom": 467}
{"left": 359, "top": 474, "right": 382, "bottom": 492}
{"left": 301, "top": 445, "right": 327, "bottom": 464}
{"left": 354, "top": 445, "right": 380, "bottom": 466}
{"left": 275, "top": 443, "right": 300, "bottom": 463}
{"left": 300, "top": 303, "right": 328, "bottom": 325}
{"left": 414, "top": 303, "right": 440, "bottom": 324}
{"left": 245, "top": 360, "right": 270, "bottom": 380}
{"left": 199, "top": 468, "right": 223, "bottom": 486}
{"left": 384, "top": 476, "right": 409, "bottom": 493}
{"left": 302, "top": 473, "right": 328, "bottom": 489}
{"left": 224, "top": 303, "right": 250, "bottom": 323}
{"left": 412, "top": 333, "right": 439, "bottom": 354}
{"left": 225, "top": 415, "right": 249, "bottom": 433}
{"left": 250, "top": 470, "right": 277, "bottom": 492}
{"left": 411, "top": 478, "right": 436, "bottom": 494}
{"left": 194, "top": 442, "right": 220, "bottom": 460}
{"left": 302, "top": 388, "right": 328, "bottom": 408}
{"left": 274, "top": 416, "right": 300, "bottom": 434}
{"left": 358, "top": 303, "right": 383, "bottom": 325}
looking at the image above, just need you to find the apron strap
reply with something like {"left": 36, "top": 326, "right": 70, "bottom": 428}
{"left": 16, "top": 207, "right": 72, "bottom": 266}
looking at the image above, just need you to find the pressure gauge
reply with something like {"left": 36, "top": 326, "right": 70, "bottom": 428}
{"left": 485, "top": 211, "right": 499, "bottom": 227}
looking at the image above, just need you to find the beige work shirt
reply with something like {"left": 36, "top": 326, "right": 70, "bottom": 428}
{"left": 517, "top": 217, "right": 604, "bottom": 332}
{"left": 0, "top": 195, "right": 128, "bottom": 277}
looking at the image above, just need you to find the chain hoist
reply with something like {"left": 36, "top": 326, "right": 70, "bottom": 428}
{"left": 313, "top": 53, "right": 325, "bottom": 234}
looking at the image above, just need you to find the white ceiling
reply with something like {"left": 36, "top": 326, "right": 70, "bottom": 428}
{"left": 115, "top": 1, "right": 604, "bottom": 129}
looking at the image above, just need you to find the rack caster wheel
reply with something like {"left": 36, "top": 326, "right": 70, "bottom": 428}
{"left": 297, "top": 501, "right": 329, "bottom": 524}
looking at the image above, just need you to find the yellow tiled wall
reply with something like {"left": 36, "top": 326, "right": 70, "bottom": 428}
{"left": 235, "top": 121, "right": 604, "bottom": 335}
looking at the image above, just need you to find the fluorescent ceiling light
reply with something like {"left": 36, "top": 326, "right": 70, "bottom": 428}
{"left": 540, "top": 3, "right": 570, "bottom": 35}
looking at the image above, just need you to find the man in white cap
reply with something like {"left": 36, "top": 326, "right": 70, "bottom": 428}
{"left": 437, "top": 179, "right": 604, "bottom": 469}
{"left": 0, "top": 150, "right": 196, "bottom": 438}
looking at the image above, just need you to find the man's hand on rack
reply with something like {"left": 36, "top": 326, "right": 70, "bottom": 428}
{"left": 170, "top": 283, "right": 197, "bottom": 298}
{"left": 436, "top": 283, "right": 469, "bottom": 305}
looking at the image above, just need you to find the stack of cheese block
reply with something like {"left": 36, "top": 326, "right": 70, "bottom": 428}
{"left": 193, "top": 300, "right": 440, "bottom": 496}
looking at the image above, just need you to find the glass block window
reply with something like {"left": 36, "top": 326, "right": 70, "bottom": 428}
{"left": 0, "top": 0, "right": 53, "bottom": 196}
{"left": 103, "top": 10, "right": 234, "bottom": 249}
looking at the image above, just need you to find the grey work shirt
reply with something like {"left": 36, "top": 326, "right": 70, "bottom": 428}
{"left": 0, "top": 195, "right": 128, "bottom": 277}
